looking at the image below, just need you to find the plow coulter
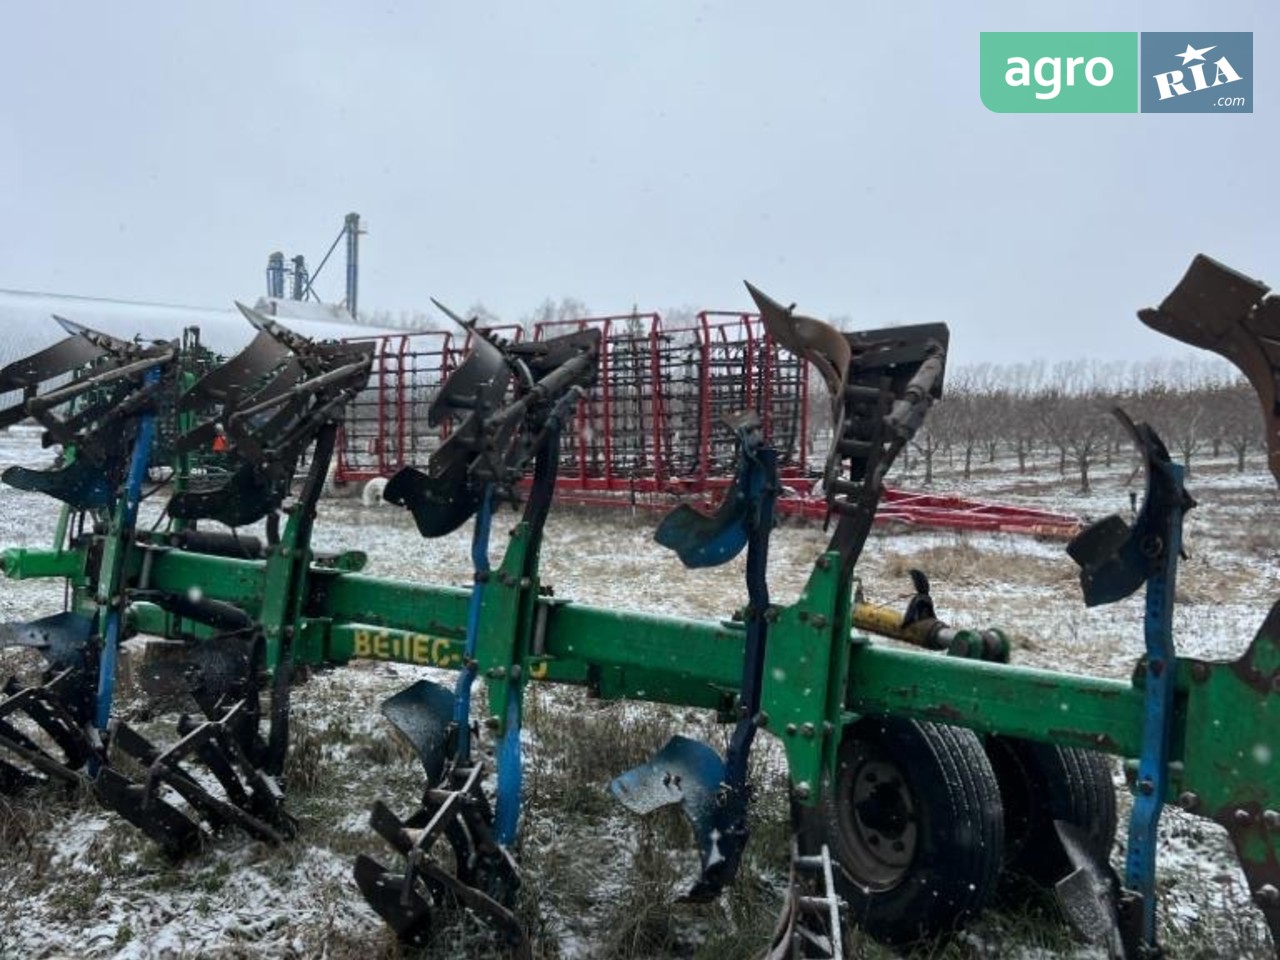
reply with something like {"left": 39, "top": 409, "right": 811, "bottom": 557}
{"left": 2, "top": 256, "right": 1280, "bottom": 958}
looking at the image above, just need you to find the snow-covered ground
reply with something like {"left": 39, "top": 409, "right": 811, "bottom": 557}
{"left": 1, "top": 426, "right": 1277, "bottom": 959}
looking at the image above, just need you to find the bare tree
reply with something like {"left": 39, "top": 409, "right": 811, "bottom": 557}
{"left": 1209, "top": 380, "right": 1265, "bottom": 472}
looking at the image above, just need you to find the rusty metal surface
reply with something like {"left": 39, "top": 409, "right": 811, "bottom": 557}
{"left": 1139, "top": 255, "right": 1280, "bottom": 486}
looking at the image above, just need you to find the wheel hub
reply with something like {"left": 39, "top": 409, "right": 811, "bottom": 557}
{"left": 840, "top": 757, "right": 918, "bottom": 887}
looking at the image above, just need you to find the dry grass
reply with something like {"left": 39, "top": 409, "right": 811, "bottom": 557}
{"left": 6, "top": 455, "right": 1280, "bottom": 957}
{"left": 882, "top": 539, "right": 1074, "bottom": 590}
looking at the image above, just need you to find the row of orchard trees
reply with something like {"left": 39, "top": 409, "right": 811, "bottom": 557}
{"left": 889, "top": 357, "right": 1264, "bottom": 492}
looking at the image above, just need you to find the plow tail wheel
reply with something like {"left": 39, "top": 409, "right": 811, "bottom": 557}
{"left": 984, "top": 736, "right": 1118, "bottom": 895}
{"left": 812, "top": 716, "right": 1004, "bottom": 947}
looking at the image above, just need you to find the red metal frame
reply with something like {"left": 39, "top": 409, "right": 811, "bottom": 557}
{"left": 336, "top": 331, "right": 455, "bottom": 482}
{"left": 336, "top": 313, "right": 1081, "bottom": 539}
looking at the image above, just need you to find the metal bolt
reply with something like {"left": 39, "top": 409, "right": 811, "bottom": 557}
{"left": 755, "top": 711, "right": 770, "bottom": 729}
{"left": 785, "top": 723, "right": 798, "bottom": 736}
{"left": 810, "top": 614, "right": 828, "bottom": 630}
{"left": 794, "top": 782, "right": 811, "bottom": 800}
{"left": 1138, "top": 778, "right": 1155, "bottom": 796}
{"left": 1265, "top": 810, "right": 1280, "bottom": 830}
{"left": 488, "top": 666, "right": 507, "bottom": 679}
{"left": 518, "top": 577, "right": 532, "bottom": 589}
{"left": 801, "top": 723, "right": 816, "bottom": 739}
{"left": 815, "top": 556, "right": 831, "bottom": 571}
{"left": 1236, "top": 808, "right": 1255, "bottom": 825}
{"left": 1256, "top": 884, "right": 1280, "bottom": 906}
{"left": 509, "top": 664, "right": 522, "bottom": 680}
{"left": 1177, "top": 791, "right": 1200, "bottom": 812}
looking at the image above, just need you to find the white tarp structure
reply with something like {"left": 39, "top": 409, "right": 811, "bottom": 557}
{"left": 0, "top": 289, "right": 392, "bottom": 364}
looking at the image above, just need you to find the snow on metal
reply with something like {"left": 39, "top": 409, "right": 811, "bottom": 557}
{"left": 0, "top": 288, "right": 390, "bottom": 364}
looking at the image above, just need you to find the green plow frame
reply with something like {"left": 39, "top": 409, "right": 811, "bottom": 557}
{"left": 2, "top": 255, "right": 1280, "bottom": 958}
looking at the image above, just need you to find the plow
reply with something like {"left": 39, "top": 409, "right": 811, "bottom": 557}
{"left": 1, "top": 254, "right": 1280, "bottom": 957}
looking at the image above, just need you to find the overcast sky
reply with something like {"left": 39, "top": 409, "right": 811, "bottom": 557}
{"left": 0, "top": 2, "right": 1273, "bottom": 367}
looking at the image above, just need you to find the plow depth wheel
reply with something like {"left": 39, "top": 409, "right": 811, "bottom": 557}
{"left": 983, "top": 736, "right": 1117, "bottom": 895}
{"left": 820, "top": 716, "right": 1005, "bottom": 946}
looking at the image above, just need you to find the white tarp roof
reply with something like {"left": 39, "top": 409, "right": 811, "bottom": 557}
{"left": 0, "top": 289, "right": 394, "bottom": 365}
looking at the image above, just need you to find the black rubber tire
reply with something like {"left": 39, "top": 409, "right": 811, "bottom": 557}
{"left": 983, "top": 736, "right": 1117, "bottom": 896}
{"left": 808, "top": 716, "right": 1006, "bottom": 946}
